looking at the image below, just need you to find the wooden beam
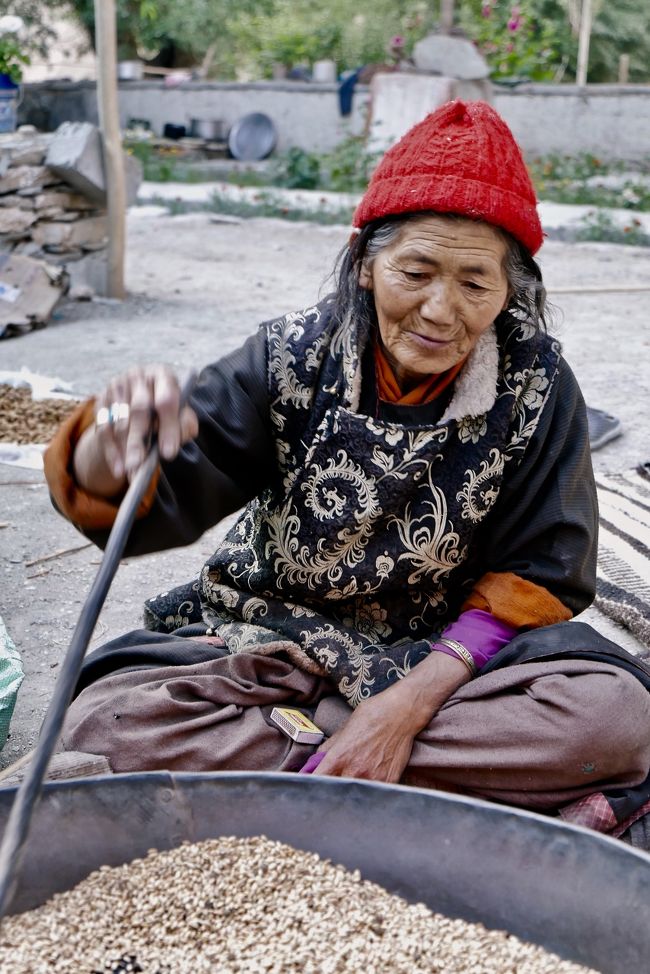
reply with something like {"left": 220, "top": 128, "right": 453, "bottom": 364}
{"left": 440, "top": 0, "right": 455, "bottom": 34}
{"left": 576, "top": 0, "right": 594, "bottom": 86}
{"left": 94, "top": 0, "right": 126, "bottom": 299}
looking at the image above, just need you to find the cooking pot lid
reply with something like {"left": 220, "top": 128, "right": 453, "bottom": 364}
{"left": 228, "top": 112, "right": 277, "bottom": 161}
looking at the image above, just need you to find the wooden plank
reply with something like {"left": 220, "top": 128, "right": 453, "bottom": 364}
{"left": 0, "top": 751, "right": 112, "bottom": 789}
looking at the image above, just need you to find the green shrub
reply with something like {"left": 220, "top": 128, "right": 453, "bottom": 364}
{"left": 322, "top": 136, "right": 381, "bottom": 193}
{"left": 529, "top": 153, "right": 650, "bottom": 212}
{"left": 0, "top": 32, "right": 29, "bottom": 83}
{"left": 573, "top": 210, "right": 650, "bottom": 246}
{"left": 267, "top": 138, "right": 379, "bottom": 193}
{"left": 271, "top": 148, "right": 322, "bottom": 189}
{"left": 458, "top": 0, "right": 570, "bottom": 82}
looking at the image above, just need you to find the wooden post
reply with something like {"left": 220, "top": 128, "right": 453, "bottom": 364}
{"left": 94, "top": 0, "right": 126, "bottom": 299}
{"left": 618, "top": 53, "right": 630, "bottom": 84}
{"left": 440, "top": 0, "right": 455, "bottom": 34}
{"left": 576, "top": 0, "right": 593, "bottom": 87}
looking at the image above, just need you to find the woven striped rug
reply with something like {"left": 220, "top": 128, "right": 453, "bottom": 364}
{"left": 596, "top": 466, "right": 650, "bottom": 654}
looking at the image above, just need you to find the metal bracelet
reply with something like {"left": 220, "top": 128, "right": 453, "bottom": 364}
{"left": 437, "top": 637, "right": 478, "bottom": 677}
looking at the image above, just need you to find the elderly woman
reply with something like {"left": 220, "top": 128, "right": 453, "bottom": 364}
{"left": 45, "top": 101, "right": 650, "bottom": 837}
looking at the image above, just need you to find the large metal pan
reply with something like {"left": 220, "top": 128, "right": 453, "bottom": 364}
{"left": 1, "top": 772, "right": 648, "bottom": 973}
{"left": 227, "top": 112, "right": 277, "bottom": 160}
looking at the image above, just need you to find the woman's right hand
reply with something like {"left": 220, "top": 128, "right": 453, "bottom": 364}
{"left": 73, "top": 365, "right": 199, "bottom": 498}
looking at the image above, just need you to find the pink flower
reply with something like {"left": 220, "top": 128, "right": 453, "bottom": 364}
{"left": 482, "top": 3, "right": 492, "bottom": 16}
{"left": 390, "top": 35, "right": 405, "bottom": 48}
{"left": 508, "top": 5, "right": 522, "bottom": 30}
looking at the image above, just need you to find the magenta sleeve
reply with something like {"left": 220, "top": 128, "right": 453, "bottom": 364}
{"left": 432, "top": 609, "right": 518, "bottom": 672}
{"left": 298, "top": 751, "right": 326, "bottom": 774}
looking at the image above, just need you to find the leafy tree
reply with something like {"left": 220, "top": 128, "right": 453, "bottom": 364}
{"left": 57, "top": 0, "right": 650, "bottom": 82}
{"left": 458, "top": 0, "right": 573, "bottom": 81}
{"left": 459, "top": 0, "right": 650, "bottom": 83}
{"left": 66, "top": 0, "right": 274, "bottom": 73}
{"left": 583, "top": 0, "right": 650, "bottom": 83}
{"left": 2, "top": 0, "right": 69, "bottom": 58}
{"left": 232, "top": 0, "right": 437, "bottom": 77}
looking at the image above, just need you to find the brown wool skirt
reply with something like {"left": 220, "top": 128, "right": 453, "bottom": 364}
{"left": 61, "top": 641, "right": 650, "bottom": 812}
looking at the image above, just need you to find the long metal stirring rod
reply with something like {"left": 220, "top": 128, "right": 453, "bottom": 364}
{"left": 0, "top": 371, "right": 198, "bottom": 919}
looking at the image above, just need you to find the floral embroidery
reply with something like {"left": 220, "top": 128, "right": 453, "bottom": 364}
{"left": 343, "top": 600, "right": 392, "bottom": 642}
{"left": 457, "top": 448, "right": 505, "bottom": 523}
{"left": 201, "top": 572, "right": 240, "bottom": 608}
{"left": 164, "top": 612, "right": 189, "bottom": 630}
{"left": 392, "top": 479, "right": 467, "bottom": 587}
{"left": 375, "top": 552, "right": 395, "bottom": 580}
{"left": 148, "top": 303, "right": 560, "bottom": 705}
{"left": 366, "top": 417, "right": 404, "bottom": 447}
{"left": 520, "top": 367, "right": 549, "bottom": 411}
{"left": 457, "top": 414, "right": 488, "bottom": 444}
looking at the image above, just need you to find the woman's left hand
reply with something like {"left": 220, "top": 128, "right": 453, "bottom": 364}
{"left": 311, "top": 685, "right": 420, "bottom": 783}
{"left": 310, "top": 649, "right": 472, "bottom": 782}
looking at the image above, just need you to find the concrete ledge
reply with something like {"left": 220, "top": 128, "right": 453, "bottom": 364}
{"left": 495, "top": 83, "right": 650, "bottom": 97}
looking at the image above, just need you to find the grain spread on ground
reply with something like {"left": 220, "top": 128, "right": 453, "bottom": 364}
{"left": 0, "top": 385, "right": 77, "bottom": 445}
{"left": 0, "top": 835, "right": 598, "bottom": 974}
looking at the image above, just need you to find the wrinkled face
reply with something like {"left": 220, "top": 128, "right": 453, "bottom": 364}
{"left": 359, "top": 214, "right": 510, "bottom": 389}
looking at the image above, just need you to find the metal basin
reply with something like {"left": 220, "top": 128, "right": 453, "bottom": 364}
{"left": 1, "top": 772, "right": 649, "bottom": 972}
{"left": 227, "top": 112, "right": 277, "bottom": 160}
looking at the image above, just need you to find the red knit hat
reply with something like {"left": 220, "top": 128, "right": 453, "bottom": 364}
{"left": 353, "top": 99, "right": 543, "bottom": 255}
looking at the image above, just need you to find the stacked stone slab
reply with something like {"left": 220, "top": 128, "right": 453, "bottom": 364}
{"left": 0, "top": 122, "right": 141, "bottom": 297}
{"left": 0, "top": 131, "right": 107, "bottom": 267}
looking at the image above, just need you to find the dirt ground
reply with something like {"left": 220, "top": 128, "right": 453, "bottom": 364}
{"left": 1, "top": 210, "right": 649, "bottom": 769}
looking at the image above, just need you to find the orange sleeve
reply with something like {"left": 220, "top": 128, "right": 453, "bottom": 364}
{"left": 462, "top": 571, "right": 572, "bottom": 629}
{"left": 43, "top": 399, "right": 160, "bottom": 532}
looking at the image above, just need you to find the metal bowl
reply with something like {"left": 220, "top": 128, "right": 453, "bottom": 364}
{"left": 2, "top": 772, "right": 649, "bottom": 973}
{"left": 227, "top": 112, "right": 277, "bottom": 160}
{"left": 189, "top": 118, "right": 224, "bottom": 141}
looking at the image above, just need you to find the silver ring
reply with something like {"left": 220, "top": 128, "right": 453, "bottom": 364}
{"left": 110, "top": 402, "right": 130, "bottom": 423}
{"left": 95, "top": 406, "right": 111, "bottom": 428}
{"left": 95, "top": 402, "right": 130, "bottom": 428}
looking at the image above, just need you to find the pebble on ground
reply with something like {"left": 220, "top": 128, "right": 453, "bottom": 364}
{"left": 0, "top": 835, "right": 598, "bottom": 974}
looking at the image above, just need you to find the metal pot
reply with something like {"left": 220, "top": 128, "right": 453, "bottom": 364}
{"left": 2, "top": 772, "right": 650, "bottom": 973}
{"left": 117, "top": 60, "right": 144, "bottom": 81}
{"left": 189, "top": 118, "right": 224, "bottom": 141}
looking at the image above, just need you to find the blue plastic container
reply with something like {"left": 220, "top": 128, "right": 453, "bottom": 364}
{"left": 0, "top": 73, "right": 19, "bottom": 134}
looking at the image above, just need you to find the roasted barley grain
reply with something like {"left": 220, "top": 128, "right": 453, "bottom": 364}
{"left": 0, "top": 385, "right": 77, "bottom": 445}
{"left": 0, "top": 836, "right": 598, "bottom": 974}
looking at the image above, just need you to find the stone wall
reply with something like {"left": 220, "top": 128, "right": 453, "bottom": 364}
{"left": 19, "top": 80, "right": 368, "bottom": 156}
{"left": 492, "top": 85, "right": 650, "bottom": 162}
{"left": 18, "top": 79, "right": 650, "bottom": 161}
{"left": 0, "top": 130, "right": 109, "bottom": 300}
